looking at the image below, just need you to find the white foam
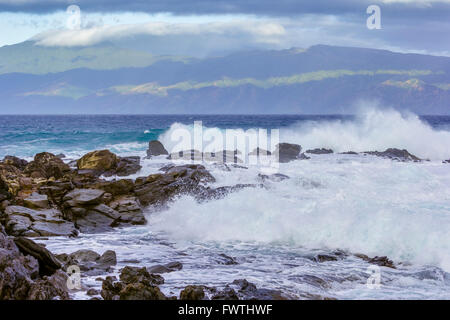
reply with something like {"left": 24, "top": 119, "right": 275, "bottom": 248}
{"left": 158, "top": 108, "right": 450, "bottom": 161}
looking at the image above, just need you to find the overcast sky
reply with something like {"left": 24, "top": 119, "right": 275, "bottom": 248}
{"left": 0, "top": 0, "right": 449, "bottom": 56}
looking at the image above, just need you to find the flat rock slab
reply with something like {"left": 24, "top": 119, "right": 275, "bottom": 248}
{"left": 24, "top": 193, "right": 49, "bottom": 209}
{"left": 63, "top": 188, "right": 105, "bottom": 206}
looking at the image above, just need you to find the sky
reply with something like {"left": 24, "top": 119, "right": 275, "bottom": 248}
{"left": 0, "top": 0, "right": 449, "bottom": 56}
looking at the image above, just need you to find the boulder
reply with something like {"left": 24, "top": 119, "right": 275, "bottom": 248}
{"left": 2, "top": 156, "right": 28, "bottom": 170}
{"left": 229, "top": 279, "right": 290, "bottom": 300}
{"left": 355, "top": 254, "right": 396, "bottom": 269}
{"left": 146, "top": 140, "right": 169, "bottom": 158}
{"left": 23, "top": 192, "right": 49, "bottom": 209}
{"left": 0, "top": 225, "right": 69, "bottom": 300}
{"left": 148, "top": 262, "right": 183, "bottom": 274}
{"left": 114, "top": 156, "right": 142, "bottom": 177}
{"left": 58, "top": 249, "right": 117, "bottom": 276}
{"left": 24, "top": 152, "right": 71, "bottom": 179}
{"left": 306, "top": 148, "right": 334, "bottom": 154}
{"left": 101, "top": 266, "right": 167, "bottom": 300}
{"left": 13, "top": 237, "right": 62, "bottom": 277}
{"left": 180, "top": 285, "right": 207, "bottom": 300}
{"left": 63, "top": 189, "right": 105, "bottom": 207}
{"left": 364, "top": 148, "right": 421, "bottom": 162}
{"left": 273, "top": 143, "right": 302, "bottom": 163}
{"left": 77, "top": 150, "right": 119, "bottom": 173}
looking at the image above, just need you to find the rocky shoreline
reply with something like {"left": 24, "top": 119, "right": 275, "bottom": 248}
{"left": 0, "top": 141, "right": 425, "bottom": 300}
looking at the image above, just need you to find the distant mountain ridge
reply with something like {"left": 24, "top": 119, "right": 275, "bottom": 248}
{"left": 0, "top": 42, "right": 449, "bottom": 114}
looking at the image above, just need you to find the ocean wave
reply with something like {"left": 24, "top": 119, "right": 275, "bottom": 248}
{"left": 157, "top": 108, "right": 450, "bottom": 160}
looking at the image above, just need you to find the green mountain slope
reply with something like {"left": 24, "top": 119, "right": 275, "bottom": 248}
{"left": 0, "top": 41, "right": 186, "bottom": 74}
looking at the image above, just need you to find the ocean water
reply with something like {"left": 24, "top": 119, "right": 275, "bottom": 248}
{"left": 1, "top": 108, "right": 450, "bottom": 299}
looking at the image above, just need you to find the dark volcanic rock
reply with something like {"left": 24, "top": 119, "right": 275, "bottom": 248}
{"left": 365, "top": 148, "right": 421, "bottom": 162}
{"left": 110, "top": 156, "right": 142, "bottom": 177}
{"left": 4, "top": 205, "right": 77, "bottom": 237}
{"left": 24, "top": 152, "right": 71, "bottom": 179}
{"left": 355, "top": 254, "right": 396, "bottom": 269}
{"left": 101, "top": 266, "right": 167, "bottom": 300}
{"left": 0, "top": 175, "right": 11, "bottom": 202}
{"left": 57, "top": 249, "right": 117, "bottom": 276}
{"left": 148, "top": 261, "right": 183, "bottom": 274}
{"left": 230, "top": 279, "right": 291, "bottom": 300}
{"left": 258, "top": 173, "right": 290, "bottom": 183}
{"left": 306, "top": 148, "right": 334, "bottom": 154}
{"left": 13, "top": 237, "right": 62, "bottom": 277}
{"left": 274, "top": 143, "right": 302, "bottom": 163}
{"left": 135, "top": 164, "right": 215, "bottom": 206}
{"left": 147, "top": 140, "right": 169, "bottom": 158}
{"left": 2, "top": 156, "right": 28, "bottom": 170}
{"left": 180, "top": 285, "right": 207, "bottom": 300}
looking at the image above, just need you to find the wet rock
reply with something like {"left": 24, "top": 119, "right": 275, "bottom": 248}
{"left": 24, "top": 152, "right": 71, "bottom": 179}
{"left": 135, "top": 164, "right": 215, "bottom": 207}
{"left": 341, "top": 151, "right": 358, "bottom": 155}
{"left": 194, "top": 184, "right": 258, "bottom": 203}
{"left": 216, "top": 253, "right": 238, "bottom": 265}
{"left": 13, "top": 236, "right": 62, "bottom": 277}
{"left": 111, "top": 156, "right": 142, "bottom": 177}
{"left": 274, "top": 143, "right": 302, "bottom": 163}
{"left": 92, "top": 179, "right": 135, "bottom": 196}
{"left": 299, "top": 153, "right": 311, "bottom": 160}
{"left": 120, "top": 266, "right": 164, "bottom": 286}
{"left": 258, "top": 173, "right": 290, "bottom": 183}
{"left": 212, "top": 287, "right": 239, "bottom": 300}
{"left": 364, "top": 148, "right": 421, "bottom": 162}
{"left": 306, "top": 148, "right": 334, "bottom": 154}
{"left": 101, "top": 266, "right": 167, "bottom": 300}
{"left": 147, "top": 140, "right": 169, "bottom": 158}
{"left": 86, "top": 288, "right": 99, "bottom": 296}
{"left": 355, "top": 254, "right": 396, "bottom": 269}
{"left": 24, "top": 192, "right": 49, "bottom": 209}
{"left": 26, "top": 270, "right": 69, "bottom": 300}
{"left": 148, "top": 262, "right": 183, "bottom": 274}
{"left": 230, "top": 279, "right": 291, "bottom": 300}
{"left": 313, "top": 250, "right": 347, "bottom": 263}
{"left": 180, "top": 285, "right": 207, "bottom": 300}
{"left": 62, "top": 249, "right": 117, "bottom": 276}
{"left": 3, "top": 156, "right": 28, "bottom": 170}
{"left": 77, "top": 150, "right": 119, "bottom": 173}
{"left": 443, "top": 159, "right": 450, "bottom": 164}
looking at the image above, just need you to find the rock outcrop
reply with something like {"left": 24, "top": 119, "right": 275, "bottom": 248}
{"left": 273, "top": 143, "right": 302, "bottom": 163}
{"left": 306, "top": 148, "right": 334, "bottom": 154}
{"left": 0, "top": 225, "right": 69, "bottom": 300}
{"left": 101, "top": 266, "right": 167, "bottom": 300}
{"left": 77, "top": 150, "right": 141, "bottom": 177}
{"left": 4, "top": 205, "right": 78, "bottom": 237}
{"left": 56, "top": 249, "right": 117, "bottom": 276}
{"left": 146, "top": 140, "right": 169, "bottom": 158}
{"left": 23, "top": 152, "right": 71, "bottom": 179}
{"left": 135, "top": 164, "right": 215, "bottom": 206}
{"left": 364, "top": 148, "right": 421, "bottom": 162}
